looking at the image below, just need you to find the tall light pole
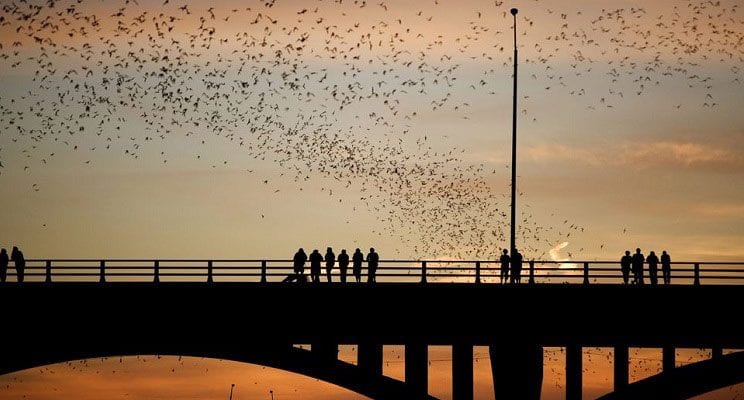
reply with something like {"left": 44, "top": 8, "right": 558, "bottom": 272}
{"left": 510, "top": 7, "right": 519, "bottom": 259}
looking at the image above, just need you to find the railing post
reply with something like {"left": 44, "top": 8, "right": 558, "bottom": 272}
{"left": 421, "top": 261, "right": 427, "bottom": 283}
{"left": 694, "top": 263, "right": 700, "bottom": 285}
{"left": 207, "top": 261, "right": 213, "bottom": 283}
{"left": 99, "top": 261, "right": 106, "bottom": 283}
{"left": 153, "top": 260, "right": 160, "bottom": 283}
{"left": 529, "top": 260, "right": 535, "bottom": 284}
{"left": 261, "top": 260, "right": 267, "bottom": 283}
{"left": 583, "top": 262, "right": 590, "bottom": 285}
{"left": 475, "top": 261, "right": 481, "bottom": 284}
{"left": 45, "top": 260, "right": 52, "bottom": 283}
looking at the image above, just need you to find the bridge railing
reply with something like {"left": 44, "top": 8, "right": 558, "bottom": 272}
{"left": 1, "top": 259, "right": 744, "bottom": 285}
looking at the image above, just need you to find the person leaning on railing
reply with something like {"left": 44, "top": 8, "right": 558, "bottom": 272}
{"left": 661, "top": 251, "right": 671, "bottom": 285}
{"left": 510, "top": 249, "right": 523, "bottom": 284}
{"left": 309, "top": 249, "right": 323, "bottom": 283}
{"left": 647, "top": 251, "right": 660, "bottom": 285}
{"left": 0, "top": 248, "right": 8, "bottom": 283}
{"left": 631, "top": 248, "right": 644, "bottom": 285}
{"left": 10, "top": 246, "right": 25, "bottom": 283}
{"left": 499, "top": 249, "right": 510, "bottom": 284}
{"left": 366, "top": 248, "right": 379, "bottom": 283}
{"left": 620, "top": 251, "right": 632, "bottom": 285}
{"left": 352, "top": 249, "right": 364, "bottom": 283}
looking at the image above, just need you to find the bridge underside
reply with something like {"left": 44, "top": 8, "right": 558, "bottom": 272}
{"left": 599, "top": 351, "right": 744, "bottom": 400}
{"left": 2, "top": 283, "right": 744, "bottom": 400}
{"left": 0, "top": 344, "right": 437, "bottom": 400}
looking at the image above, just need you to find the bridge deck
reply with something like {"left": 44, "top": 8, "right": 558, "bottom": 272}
{"left": 2, "top": 283, "right": 742, "bottom": 349}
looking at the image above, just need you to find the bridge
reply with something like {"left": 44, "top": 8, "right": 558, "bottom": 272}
{"left": 2, "top": 259, "right": 744, "bottom": 400}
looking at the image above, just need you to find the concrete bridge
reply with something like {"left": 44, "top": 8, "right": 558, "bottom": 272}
{"left": 2, "top": 277, "right": 744, "bottom": 399}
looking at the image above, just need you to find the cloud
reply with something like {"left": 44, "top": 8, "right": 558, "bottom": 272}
{"left": 692, "top": 203, "right": 744, "bottom": 219}
{"left": 523, "top": 139, "right": 744, "bottom": 171}
{"left": 616, "top": 141, "right": 740, "bottom": 168}
{"left": 548, "top": 241, "right": 578, "bottom": 270}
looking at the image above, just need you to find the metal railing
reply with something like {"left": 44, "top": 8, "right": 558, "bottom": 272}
{"left": 1, "top": 259, "right": 743, "bottom": 285}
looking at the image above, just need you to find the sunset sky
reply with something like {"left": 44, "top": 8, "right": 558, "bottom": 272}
{"left": 1, "top": 0, "right": 743, "bottom": 398}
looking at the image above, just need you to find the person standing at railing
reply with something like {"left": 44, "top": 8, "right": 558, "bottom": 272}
{"left": 324, "top": 247, "right": 336, "bottom": 283}
{"left": 631, "top": 248, "right": 644, "bottom": 285}
{"left": 10, "top": 246, "right": 25, "bottom": 283}
{"left": 647, "top": 251, "right": 660, "bottom": 285}
{"left": 309, "top": 249, "right": 323, "bottom": 283}
{"left": 620, "top": 251, "right": 632, "bottom": 285}
{"left": 352, "top": 248, "right": 364, "bottom": 283}
{"left": 367, "top": 248, "right": 379, "bottom": 283}
{"left": 510, "top": 249, "right": 523, "bottom": 284}
{"left": 0, "top": 248, "right": 8, "bottom": 283}
{"left": 293, "top": 248, "right": 308, "bottom": 277}
{"left": 499, "top": 249, "right": 510, "bottom": 284}
{"left": 661, "top": 251, "right": 671, "bottom": 285}
{"left": 338, "top": 249, "right": 350, "bottom": 283}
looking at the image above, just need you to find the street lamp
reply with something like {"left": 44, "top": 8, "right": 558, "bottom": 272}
{"left": 509, "top": 8, "right": 519, "bottom": 260}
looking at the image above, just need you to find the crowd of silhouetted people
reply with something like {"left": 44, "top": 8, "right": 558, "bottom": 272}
{"left": 620, "top": 248, "right": 672, "bottom": 285}
{"left": 0, "top": 246, "right": 25, "bottom": 283}
{"left": 0, "top": 245, "right": 679, "bottom": 286}
{"left": 287, "top": 247, "right": 379, "bottom": 283}
{"left": 499, "top": 248, "right": 525, "bottom": 284}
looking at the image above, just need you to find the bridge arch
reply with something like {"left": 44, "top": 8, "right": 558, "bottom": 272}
{"left": 599, "top": 351, "right": 744, "bottom": 400}
{"left": 0, "top": 345, "right": 437, "bottom": 400}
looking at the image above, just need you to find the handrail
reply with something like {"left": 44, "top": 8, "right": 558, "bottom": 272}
{"left": 0, "top": 259, "right": 743, "bottom": 285}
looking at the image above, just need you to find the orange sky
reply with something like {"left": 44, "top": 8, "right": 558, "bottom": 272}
{"left": 1, "top": 347, "right": 740, "bottom": 399}
{"left": 1, "top": 0, "right": 743, "bottom": 398}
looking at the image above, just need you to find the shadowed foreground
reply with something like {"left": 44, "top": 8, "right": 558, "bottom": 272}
{"left": 1, "top": 283, "right": 743, "bottom": 399}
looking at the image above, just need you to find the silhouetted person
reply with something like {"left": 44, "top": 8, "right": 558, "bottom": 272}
{"left": 499, "top": 249, "right": 510, "bottom": 284}
{"left": 352, "top": 248, "right": 364, "bottom": 283}
{"left": 309, "top": 249, "right": 323, "bottom": 283}
{"left": 367, "top": 248, "right": 379, "bottom": 283}
{"left": 510, "top": 249, "right": 523, "bottom": 284}
{"left": 0, "top": 248, "right": 8, "bottom": 283}
{"left": 661, "top": 250, "right": 671, "bottom": 285}
{"left": 338, "top": 249, "right": 349, "bottom": 283}
{"left": 11, "top": 246, "right": 25, "bottom": 283}
{"left": 647, "top": 251, "right": 659, "bottom": 285}
{"left": 293, "top": 248, "right": 307, "bottom": 276}
{"left": 631, "top": 248, "right": 644, "bottom": 285}
{"left": 324, "top": 247, "right": 335, "bottom": 282}
{"left": 620, "top": 250, "right": 632, "bottom": 284}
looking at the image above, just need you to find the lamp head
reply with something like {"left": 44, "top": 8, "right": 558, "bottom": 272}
{"left": 510, "top": 8, "right": 518, "bottom": 16}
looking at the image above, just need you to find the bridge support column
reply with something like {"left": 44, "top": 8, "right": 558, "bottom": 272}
{"left": 406, "top": 341, "right": 428, "bottom": 398}
{"left": 311, "top": 341, "right": 338, "bottom": 366}
{"left": 663, "top": 346, "right": 675, "bottom": 373}
{"left": 358, "top": 342, "right": 383, "bottom": 377}
{"left": 566, "top": 344, "right": 582, "bottom": 400}
{"left": 614, "top": 345, "right": 629, "bottom": 392}
{"left": 713, "top": 347, "right": 723, "bottom": 360}
{"left": 489, "top": 344, "right": 543, "bottom": 400}
{"left": 452, "top": 343, "right": 473, "bottom": 400}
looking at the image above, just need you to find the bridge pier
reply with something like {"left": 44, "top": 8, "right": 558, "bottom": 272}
{"left": 566, "top": 344, "right": 582, "bottom": 400}
{"left": 406, "top": 342, "right": 428, "bottom": 398}
{"left": 358, "top": 341, "right": 383, "bottom": 377}
{"left": 311, "top": 341, "right": 338, "bottom": 366}
{"left": 452, "top": 343, "right": 473, "bottom": 400}
{"left": 713, "top": 347, "right": 723, "bottom": 360}
{"left": 614, "top": 345, "right": 629, "bottom": 392}
{"left": 489, "top": 344, "right": 543, "bottom": 400}
{"left": 663, "top": 345, "right": 675, "bottom": 373}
